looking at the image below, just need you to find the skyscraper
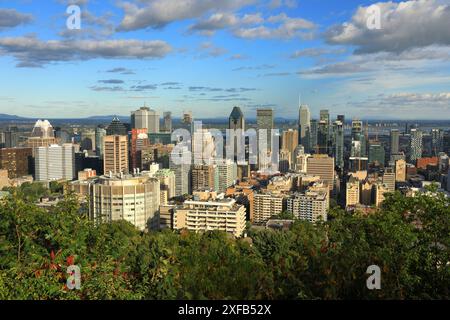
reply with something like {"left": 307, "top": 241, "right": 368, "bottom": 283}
{"left": 106, "top": 117, "right": 128, "bottom": 136}
{"left": 256, "top": 108, "right": 274, "bottom": 151}
{"left": 306, "top": 154, "right": 335, "bottom": 189}
{"left": 309, "top": 119, "right": 318, "bottom": 153}
{"left": 169, "top": 145, "right": 191, "bottom": 196}
{"left": 410, "top": 129, "right": 423, "bottom": 163}
{"left": 31, "top": 120, "right": 54, "bottom": 138}
{"left": 130, "top": 129, "right": 149, "bottom": 170}
{"left": 26, "top": 120, "right": 57, "bottom": 155}
{"left": 88, "top": 174, "right": 160, "bottom": 231}
{"left": 298, "top": 104, "right": 310, "bottom": 148}
{"left": 0, "top": 148, "right": 32, "bottom": 178}
{"left": 131, "top": 107, "right": 160, "bottom": 133}
{"left": 95, "top": 126, "right": 107, "bottom": 159}
{"left": 192, "top": 128, "right": 216, "bottom": 165}
{"left": 163, "top": 112, "right": 172, "bottom": 132}
{"left": 182, "top": 111, "right": 193, "bottom": 124}
{"left": 80, "top": 130, "right": 96, "bottom": 151}
{"left": 35, "top": 144, "right": 75, "bottom": 181}
{"left": 3, "top": 126, "right": 19, "bottom": 148}
{"left": 320, "top": 109, "right": 330, "bottom": 125}
{"left": 431, "top": 128, "right": 444, "bottom": 156}
{"left": 383, "top": 168, "right": 396, "bottom": 192}
{"left": 368, "top": 141, "right": 385, "bottom": 167}
{"left": 215, "top": 160, "right": 237, "bottom": 193}
{"left": 333, "top": 120, "right": 344, "bottom": 170}
{"left": 390, "top": 129, "right": 400, "bottom": 156}
{"left": 318, "top": 120, "right": 329, "bottom": 154}
{"left": 351, "top": 119, "right": 366, "bottom": 156}
{"left": 103, "top": 135, "right": 129, "bottom": 174}
{"left": 282, "top": 129, "right": 298, "bottom": 157}
{"left": 154, "top": 169, "right": 176, "bottom": 201}
{"left": 229, "top": 106, "right": 245, "bottom": 130}
{"left": 229, "top": 106, "right": 246, "bottom": 164}
{"left": 191, "top": 165, "right": 215, "bottom": 191}
{"left": 318, "top": 110, "right": 330, "bottom": 154}
{"left": 395, "top": 159, "right": 406, "bottom": 182}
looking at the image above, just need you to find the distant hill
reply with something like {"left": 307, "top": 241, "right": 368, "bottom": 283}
{"left": 0, "top": 114, "right": 30, "bottom": 121}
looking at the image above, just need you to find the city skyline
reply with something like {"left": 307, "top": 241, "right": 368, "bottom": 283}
{"left": 1, "top": 0, "right": 450, "bottom": 120}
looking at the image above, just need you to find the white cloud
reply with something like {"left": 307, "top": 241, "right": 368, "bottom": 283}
{"left": 325, "top": 0, "right": 450, "bottom": 54}
{"left": 117, "top": 0, "right": 254, "bottom": 31}
{"left": 233, "top": 13, "right": 315, "bottom": 39}
{"left": 0, "top": 36, "right": 172, "bottom": 67}
{"left": 0, "top": 9, "right": 33, "bottom": 30}
{"left": 188, "top": 12, "right": 239, "bottom": 35}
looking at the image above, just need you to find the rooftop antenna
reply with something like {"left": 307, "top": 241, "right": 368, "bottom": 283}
{"left": 299, "top": 93, "right": 302, "bottom": 107}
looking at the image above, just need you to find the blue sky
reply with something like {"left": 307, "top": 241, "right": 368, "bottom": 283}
{"left": 1, "top": 0, "right": 450, "bottom": 120}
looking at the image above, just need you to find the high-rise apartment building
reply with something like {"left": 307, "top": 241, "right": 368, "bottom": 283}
{"left": 35, "top": 144, "right": 75, "bottom": 181}
{"left": 346, "top": 177, "right": 360, "bottom": 208}
{"left": 191, "top": 165, "right": 216, "bottom": 191}
{"left": 374, "top": 183, "right": 389, "bottom": 207}
{"left": 383, "top": 168, "right": 396, "bottom": 192}
{"left": 103, "top": 135, "right": 129, "bottom": 174}
{"left": 395, "top": 159, "right": 407, "bottom": 182}
{"left": 131, "top": 106, "right": 160, "bottom": 133}
{"left": 154, "top": 169, "right": 176, "bottom": 201}
{"left": 287, "top": 190, "right": 328, "bottom": 223}
{"left": 253, "top": 193, "right": 284, "bottom": 224}
{"left": 174, "top": 196, "right": 246, "bottom": 237}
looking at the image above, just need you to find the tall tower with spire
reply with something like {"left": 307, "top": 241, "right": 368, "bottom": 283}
{"left": 298, "top": 104, "right": 311, "bottom": 151}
